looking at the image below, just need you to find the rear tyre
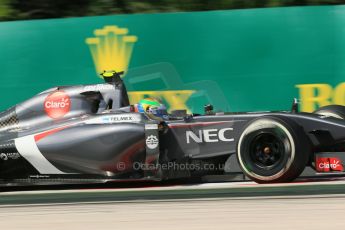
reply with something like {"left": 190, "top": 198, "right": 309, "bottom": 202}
{"left": 237, "top": 116, "right": 310, "bottom": 183}
{"left": 314, "top": 105, "right": 345, "bottom": 119}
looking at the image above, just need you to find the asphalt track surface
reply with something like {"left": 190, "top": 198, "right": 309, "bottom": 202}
{"left": 2, "top": 196, "right": 345, "bottom": 230}
{"left": 2, "top": 178, "right": 345, "bottom": 229}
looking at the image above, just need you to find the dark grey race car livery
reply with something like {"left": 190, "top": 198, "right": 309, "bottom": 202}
{"left": 2, "top": 71, "right": 345, "bottom": 185}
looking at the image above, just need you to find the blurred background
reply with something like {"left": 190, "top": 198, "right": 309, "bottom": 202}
{"left": 0, "top": 0, "right": 345, "bottom": 114}
{"left": 1, "top": 0, "right": 345, "bottom": 21}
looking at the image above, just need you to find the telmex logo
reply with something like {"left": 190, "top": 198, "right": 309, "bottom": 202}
{"left": 296, "top": 83, "right": 345, "bottom": 112}
{"left": 86, "top": 114, "right": 141, "bottom": 125}
{"left": 103, "top": 116, "right": 134, "bottom": 122}
{"left": 186, "top": 128, "right": 234, "bottom": 144}
{"left": 85, "top": 25, "right": 195, "bottom": 113}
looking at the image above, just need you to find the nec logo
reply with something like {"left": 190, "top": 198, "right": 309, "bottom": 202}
{"left": 186, "top": 128, "right": 234, "bottom": 144}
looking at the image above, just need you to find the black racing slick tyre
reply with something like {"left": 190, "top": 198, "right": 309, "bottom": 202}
{"left": 314, "top": 105, "right": 345, "bottom": 119}
{"left": 236, "top": 116, "right": 310, "bottom": 184}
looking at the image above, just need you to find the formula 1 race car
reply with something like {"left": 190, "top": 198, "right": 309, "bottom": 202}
{"left": 1, "top": 71, "right": 345, "bottom": 185}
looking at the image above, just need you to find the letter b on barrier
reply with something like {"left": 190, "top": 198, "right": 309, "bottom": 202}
{"left": 296, "top": 83, "right": 345, "bottom": 112}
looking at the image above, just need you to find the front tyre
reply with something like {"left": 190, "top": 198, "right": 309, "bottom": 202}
{"left": 237, "top": 116, "right": 310, "bottom": 183}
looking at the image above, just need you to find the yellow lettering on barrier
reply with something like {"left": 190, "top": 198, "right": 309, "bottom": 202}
{"left": 128, "top": 90, "right": 195, "bottom": 113}
{"left": 86, "top": 25, "right": 138, "bottom": 77}
{"left": 333, "top": 83, "right": 345, "bottom": 105}
{"left": 296, "top": 84, "right": 333, "bottom": 112}
{"left": 161, "top": 91, "right": 195, "bottom": 113}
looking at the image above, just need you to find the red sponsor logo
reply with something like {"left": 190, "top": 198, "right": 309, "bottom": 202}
{"left": 316, "top": 157, "right": 344, "bottom": 172}
{"left": 44, "top": 91, "right": 71, "bottom": 119}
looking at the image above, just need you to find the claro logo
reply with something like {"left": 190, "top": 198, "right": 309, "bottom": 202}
{"left": 186, "top": 128, "right": 234, "bottom": 144}
{"left": 316, "top": 157, "right": 344, "bottom": 172}
{"left": 44, "top": 91, "right": 71, "bottom": 119}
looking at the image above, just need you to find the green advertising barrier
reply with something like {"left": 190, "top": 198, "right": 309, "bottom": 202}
{"left": 0, "top": 5, "right": 345, "bottom": 114}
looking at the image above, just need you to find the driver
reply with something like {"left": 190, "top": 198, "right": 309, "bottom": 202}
{"left": 134, "top": 98, "right": 169, "bottom": 120}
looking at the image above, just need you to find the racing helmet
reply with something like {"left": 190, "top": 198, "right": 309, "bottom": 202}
{"left": 135, "top": 98, "right": 168, "bottom": 119}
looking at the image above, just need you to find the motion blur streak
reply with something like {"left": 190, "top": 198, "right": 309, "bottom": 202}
{"left": 1, "top": 196, "right": 345, "bottom": 230}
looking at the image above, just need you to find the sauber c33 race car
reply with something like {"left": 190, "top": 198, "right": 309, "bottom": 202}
{"left": 1, "top": 71, "right": 345, "bottom": 185}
